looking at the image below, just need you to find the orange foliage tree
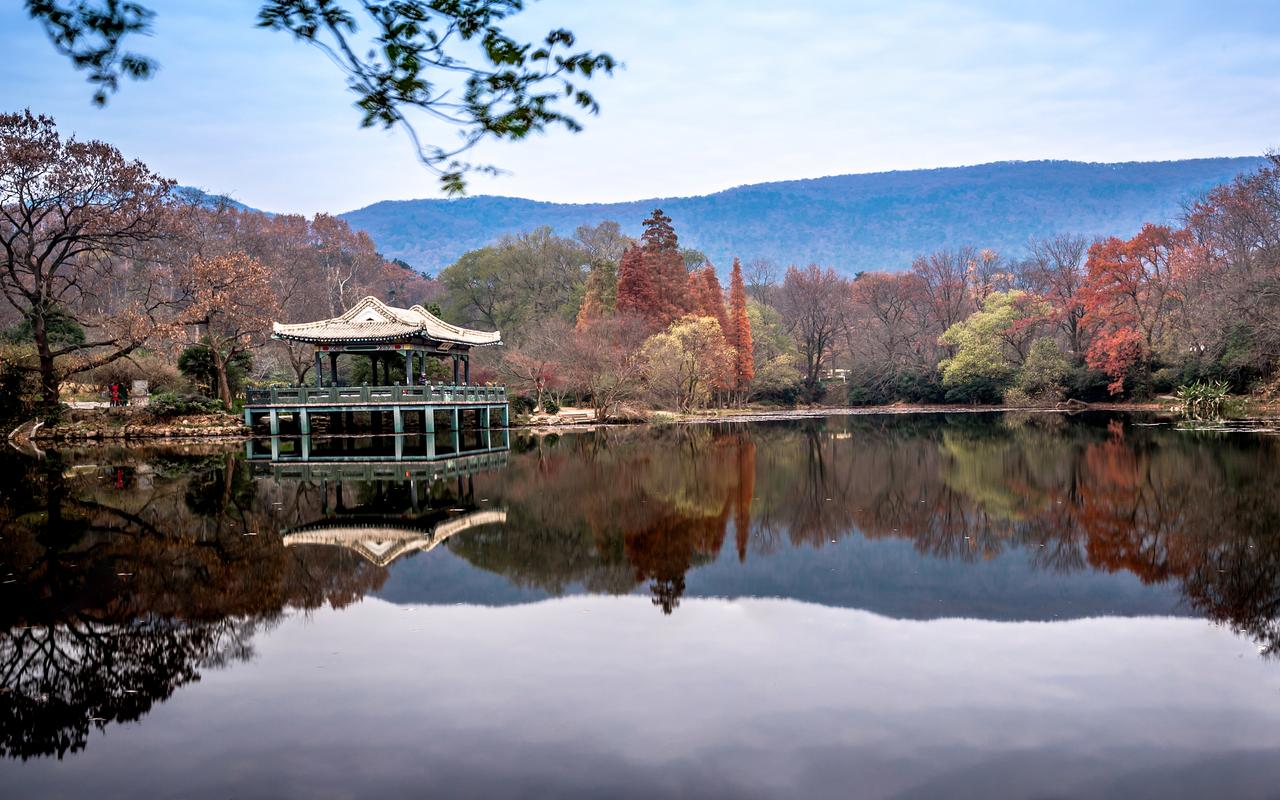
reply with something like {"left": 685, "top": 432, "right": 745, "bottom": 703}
{"left": 1080, "top": 223, "right": 1189, "bottom": 395}
{"left": 727, "top": 257, "right": 755, "bottom": 401}
{"left": 691, "top": 265, "right": 729, "bottom": 330}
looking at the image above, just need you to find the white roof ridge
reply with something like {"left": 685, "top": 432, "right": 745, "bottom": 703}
{"left": 272, "top": 295, "right": 501, "bottom": 346}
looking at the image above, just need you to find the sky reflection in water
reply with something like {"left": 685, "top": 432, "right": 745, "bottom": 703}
{"left": 2, "top": 412, "right": 1280, "bottom": 798}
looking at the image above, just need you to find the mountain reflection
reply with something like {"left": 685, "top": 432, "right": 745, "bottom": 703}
{"left": 3, "top": 413, "right": 1280, "bottom": 760}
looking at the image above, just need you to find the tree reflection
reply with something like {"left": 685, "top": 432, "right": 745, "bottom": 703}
{"left": 450, "top": 415, "right": 1280, "bottom": 654}
{"left": 6, "top": 412, "right": 1280, "bottom": 761}
{"left": 0, "top": 450, "right": 385, "bottom": 760}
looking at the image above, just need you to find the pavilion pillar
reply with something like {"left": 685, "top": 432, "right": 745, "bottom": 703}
{"left": 452, "top": 354, "right": 460, "bottom": 385}
{"left": 314, "top": 351, "right": 323, "bottom": 388}
{"left": 405, "top": 350, "right": 413, "bottom": 385}
{"left": 329, "top": 352, "right": 339, "bottom": 386}
{"left": 463, "top": 354, "right": 470, "bottom": 385}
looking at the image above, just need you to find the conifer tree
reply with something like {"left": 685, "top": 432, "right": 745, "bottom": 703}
{"left": 640, "top": 208, "right": 690, "bottom": 327}
{"left": 727, "top": 257, "right": 755, "bottom": 401}
{"left": 700, "top": 266, "right": 729, "bottom": 331}
{"left": 615, "top": 244, "right": 652, "bottom": 319}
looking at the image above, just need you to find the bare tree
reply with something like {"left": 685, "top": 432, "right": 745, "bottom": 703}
{"left": 0, "top": 110, "right": 174, "bottom": 411}
{"left": 744, "top": 257, "right": 780, "bottom": 303}
{"left": 777, "top": 265, "right": 851, "bottom": 395}
{"left": 1019, "top": 234, "right": 1091, "bottom": 360}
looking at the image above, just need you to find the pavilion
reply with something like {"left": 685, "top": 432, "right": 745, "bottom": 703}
{"left": 272, "top": 295, "right": 502, "bottom": 387}
{"left": 244, "top": 296, "right": 508, "bottom": 435}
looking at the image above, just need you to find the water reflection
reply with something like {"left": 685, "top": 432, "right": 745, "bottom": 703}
{"left": 0, "top": 437, "right": 504, "bottom": 759}
{"left": 2, "top": 412, "right": 1280, "bottom": 765}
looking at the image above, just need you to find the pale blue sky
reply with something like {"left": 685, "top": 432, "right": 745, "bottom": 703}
{"left": 3, "top": 1, "right": 1279, "bottom": 214}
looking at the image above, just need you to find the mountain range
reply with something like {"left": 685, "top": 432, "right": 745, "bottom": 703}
{"left": 217, "top": 157, "right": 1271, "bottom": 276}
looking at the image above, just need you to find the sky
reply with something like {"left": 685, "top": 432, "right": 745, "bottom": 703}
{"left": 3, "top": 0, "right": 1279, "bottom": 215}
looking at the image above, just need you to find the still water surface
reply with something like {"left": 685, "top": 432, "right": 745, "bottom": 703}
{"left": 3, "top": 412, "right": 1280, "bottom": 798}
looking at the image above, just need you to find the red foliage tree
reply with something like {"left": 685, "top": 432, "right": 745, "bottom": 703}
{"left": 727, "top": 258, "right": 755, "bottom": 398}
{"left": 692, "top": 266, "right": 729, "bottom": 330}
{"left": 640, "top": 209, "right": 690, "bottom": 328}
{"left": 614, "top": 244, "right": 651, "bottom": 320}
{"left": 1080, "top": 224, "right": 1189, "bottom": 394}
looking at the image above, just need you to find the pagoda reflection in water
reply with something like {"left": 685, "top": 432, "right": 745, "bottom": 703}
{"left": 247, "top": 430, "right": 510, "bottom": 567}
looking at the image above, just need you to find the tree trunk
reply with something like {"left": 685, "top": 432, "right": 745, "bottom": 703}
{"left": 211, "top": 347, "right": 233, "bottom": 408}
{"left": 31, "top": 309, "right": 59, "bottom": 415}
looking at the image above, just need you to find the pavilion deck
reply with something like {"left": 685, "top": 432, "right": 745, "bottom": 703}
{"left": 243, "top": 383, "right": 509, "bottom": 434}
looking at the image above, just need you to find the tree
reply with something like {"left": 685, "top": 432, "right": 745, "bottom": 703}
{"left": 178, "top": 252, "right": 280, "bottom": 406}
{"left": 614, "top": 244, "right": 652, "bottom": 321}
{"left": 691, "top": 266, "right": 729, "bottom": 330}
{"left": 573, "top": 220, "right": 627, "bottom": 329}
{"left": 1177, "top": 157, "right": 1280, "bottom": 388}
{"left": 726, "top": 258, "right": 754, "bottom": 401}
{"left": 1015, "top": 337, "right": 1072, "bottom": 400}
{"left": 777, "top": 265, "right": 849, "bottom": 396}
{"left": 744, "top": 258, "right": 780, "bottom": 303}
{"left": 499, "top": 318, "right": 569, "bottom": 411}
{"left": 439, "top": 227, "right": 588, "bottom": 336}
{"left": 28, "top": 0, "right": 617, "bottom": 194}
{"left": 745, "top": 300, "right": 800, "bottom": 402}
{"left": 911, "top": 248, "right": 976, "bottom": 340}
{"left": 846, "top": 271, "right": 934, "bottom": 386}
{"left": 575, "top": 268, "right": 609, "bottom": 331}
{"left": 639, "top": 209, "right": 691, "bottom": 328}
{"left": 1019, "top": 234, "right": 1091, "bottom": 361}
{"left": 563, "top": 315, "right": 648, "bottom": 421}
{"left": 172, "top": 202, "right": 436, "bottom": 385}
{"left": 639, "top": 317, "right": 733, "bottom": 411}
{"left": 0, "top": 110, "right": 174, "bottom": 412}
{"left": 938, "top": 290, "right": 1052, "bottom": 402}
{"left": 1080, "top": 224, "right": 1188, "bottom": 395}
{"left": 178, "top": 345, "right": 252, "bottom": 399}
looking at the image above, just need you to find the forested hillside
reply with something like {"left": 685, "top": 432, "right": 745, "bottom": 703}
{"left": 340, "top": 157, "right": 1265, "bottom": 274}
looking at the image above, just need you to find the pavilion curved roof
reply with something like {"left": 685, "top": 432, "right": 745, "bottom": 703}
{"left": 272, "top": 295, "right": 501, "bottom": 346}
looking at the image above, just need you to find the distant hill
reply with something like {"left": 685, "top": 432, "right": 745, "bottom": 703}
{"left": 175, "top": 186, "right": 260, "bottom": 213}
{"left": 338, "top": 157, "right": 1266, "bottom": 275}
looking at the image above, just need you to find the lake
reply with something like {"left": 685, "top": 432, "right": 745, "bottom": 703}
{"left": 3, "top": 411, "right": 1280, "bottom": 799}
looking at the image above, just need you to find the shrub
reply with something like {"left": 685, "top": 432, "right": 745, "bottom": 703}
{"left": 893, "top": 368, "right": 947, "bottom": 404}
{"left": 510, "top": 395, "right": 536, "bottom": 415}
{"left": 943, "top": 374, "right": 1006, "bottom": 404}
{"left": 752, "top": 380, "right": 803, "bottom": 406}
{"left": 1002, "top": 387, "right": 1035, "bottom": 407}
{"left": 147, "top": 392, "right": 225, "bottom": 419}
{"left": 85, "top": 352, "right": 186, "bottom": 395}
{"left": 1064, "top": 366, "right": 1112, "bottom": 402}
{"left": 178, "top": 344, "right": 252, "bottom": 397}
{"left": 541, "top": 396, "right": 561, "bottom": 415}
{"left": 0, "top": 345, "right": 38, "bottom": 428}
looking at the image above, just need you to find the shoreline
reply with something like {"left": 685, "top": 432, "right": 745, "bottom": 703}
{"left": 15, "top": 400, "right": 1275, "bottom": 448}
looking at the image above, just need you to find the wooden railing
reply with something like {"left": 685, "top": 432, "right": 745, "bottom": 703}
{"left": 245, "top": 384, "right": 507, "bottom": 406}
